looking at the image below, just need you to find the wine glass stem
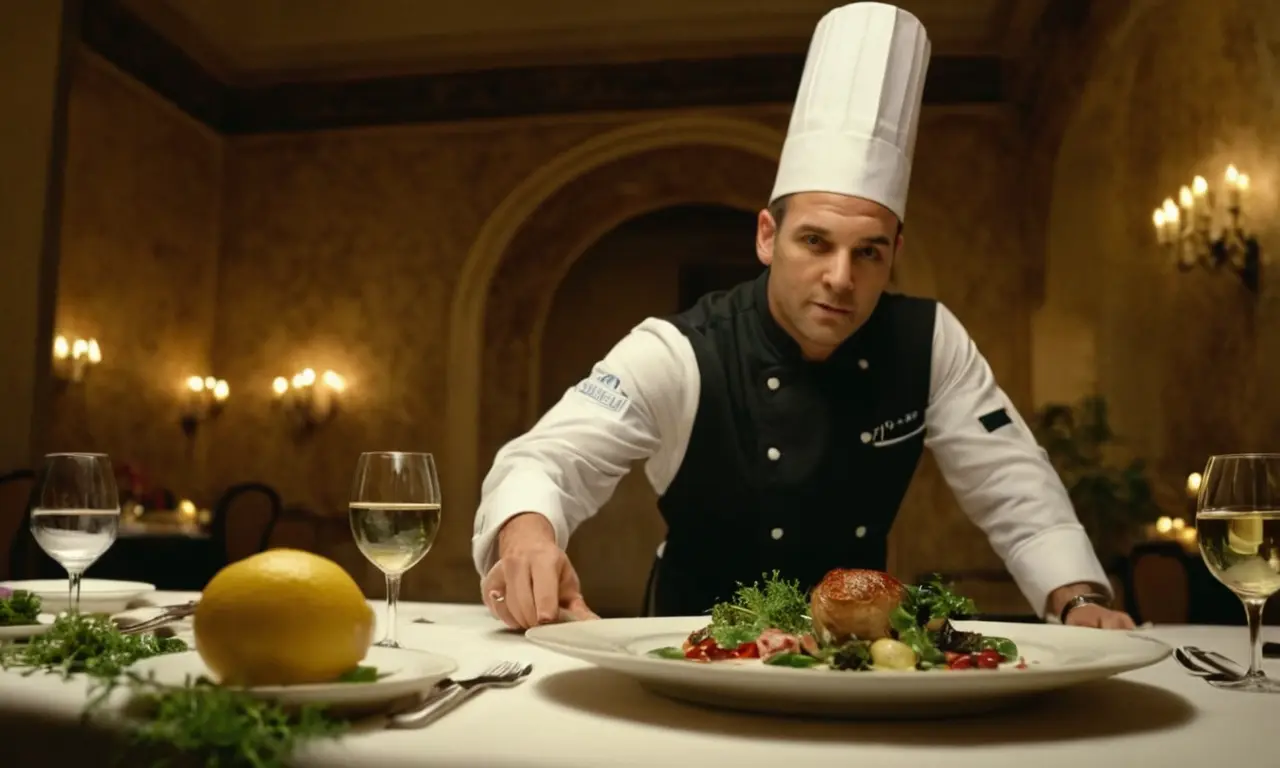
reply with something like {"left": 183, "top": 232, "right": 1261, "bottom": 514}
{"left": 68, "top": 570, "right": 83, "bottom": 615}
{"left": 1243, "top": 597, "right": 1267, "bottom": 679}
{"left": 385, "top": 573, "right": 402, "bottom": 645}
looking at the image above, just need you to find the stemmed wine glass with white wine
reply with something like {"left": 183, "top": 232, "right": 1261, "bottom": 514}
{"left": 1195, "top": 453, "right": 1280, "bottom": 693}
{"left": 29, "top": 453, "right": 122, "bottom": 614}
{"left": 349, "top": 451, "right": 441, "bottom": 648}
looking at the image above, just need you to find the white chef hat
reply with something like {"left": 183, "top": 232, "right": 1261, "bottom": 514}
{"left": 769, "top": 2, "right": 931, "bottom": 222}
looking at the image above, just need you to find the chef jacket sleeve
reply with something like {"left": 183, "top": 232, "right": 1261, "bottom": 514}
{"left": 924, "top": 302, "right": 1110, "bottom": 617}
{"left": 471, "top": 317, "right": 699, "bottom": 576}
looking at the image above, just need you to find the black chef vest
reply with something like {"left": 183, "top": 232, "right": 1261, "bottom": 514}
{"left": 645, "top": 268, "right": 937, "bottom": 617}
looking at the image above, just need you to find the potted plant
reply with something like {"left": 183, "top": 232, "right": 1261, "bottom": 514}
{"left": 1030, "top": 395, "right": 1163, "bottom": 564}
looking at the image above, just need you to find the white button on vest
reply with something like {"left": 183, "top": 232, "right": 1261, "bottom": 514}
{"left": 855, "top": 526, "right": 867, "bottom": 538}
{"left": 767, "top": 447, "right": 781, "bottom": 461}
{"left": 766, "top": 376, "right": 780, "bottom": 391}
{"left": 858, "top": 359, "right": 869, "bottom": 370}
{"left": 771, "top": 527, "right": 784, "bottom": 540}
{"left": 860, "top": 432, "right": 871, "bottom": 444}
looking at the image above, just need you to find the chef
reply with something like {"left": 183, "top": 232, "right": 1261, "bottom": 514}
{"left": 471, "top": 2, "right": 1135, "bottom": 631}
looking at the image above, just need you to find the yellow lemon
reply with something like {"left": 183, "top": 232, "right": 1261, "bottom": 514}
{"left": 194, "top": 548, "right": 375, "bottom": 686}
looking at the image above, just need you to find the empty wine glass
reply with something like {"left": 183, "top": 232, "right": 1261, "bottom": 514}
{"left": 349, "top": 452, "right": 442, "bottom": 648}
{"left": 1195, "top": 453, "right": 1280, "bottom": 693}
{"left": 29, "top": 453, "right": 121, "bottom": 614}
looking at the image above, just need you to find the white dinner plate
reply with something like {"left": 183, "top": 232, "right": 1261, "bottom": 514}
{"left": 0, "top": 613, "right": 56, "bottom": 642}
{"left": 0, "top": 579, "right": 156, "bottom": 616}
{"left": 525, "top": 617, "right": 1173, "bottom": 719}
{"left": 127, "top": 646, "right": 458, "bottom": 709}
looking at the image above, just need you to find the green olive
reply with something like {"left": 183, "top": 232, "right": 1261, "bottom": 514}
{"left": 870, "top": 638, "right": 918, "bottom": 670}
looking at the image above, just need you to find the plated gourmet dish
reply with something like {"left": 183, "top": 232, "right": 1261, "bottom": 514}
{"left": 648, "top": 568, "right": 1026, "bottom": 672}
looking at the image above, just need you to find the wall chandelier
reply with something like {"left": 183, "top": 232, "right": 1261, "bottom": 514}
{"left": 1152, "top": 164, "right": 1261, "bottom": 292}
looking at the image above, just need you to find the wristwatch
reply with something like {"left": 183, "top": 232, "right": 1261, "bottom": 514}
{"left": 1059, "top": 592, "right": 1110, "bottom": 624}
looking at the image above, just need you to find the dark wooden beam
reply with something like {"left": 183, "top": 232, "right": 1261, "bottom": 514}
{"left": 82, "top": 0, "right": 1006, "bottom": 136}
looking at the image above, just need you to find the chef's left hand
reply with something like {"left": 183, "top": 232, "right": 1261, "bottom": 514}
{"left": 1064, "top": 603, "right": 1137, "bottom": 629}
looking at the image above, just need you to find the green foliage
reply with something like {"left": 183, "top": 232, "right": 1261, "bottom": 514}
{"left": 1031, "top": 395, "right": 1162, "bottom": 555}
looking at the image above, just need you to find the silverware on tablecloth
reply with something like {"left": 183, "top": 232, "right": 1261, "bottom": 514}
{"left": 1174, "top": 646, "right": 1241, "bottom": 685}
{"left": 386, "top": 661, "right": 533, "bottom": 729}
{"left": 1185, "top": 646, "right": 1246, "bottom": 678}
{"left": 114, "top": 601, "right": 199, "bottom": 636}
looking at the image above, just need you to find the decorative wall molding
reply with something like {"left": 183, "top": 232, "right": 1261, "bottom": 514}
{"left": 82, "top": 0, "right": 1007, "bottom": 136}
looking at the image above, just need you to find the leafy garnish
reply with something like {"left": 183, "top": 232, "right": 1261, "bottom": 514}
{"left": 825, "top": 640, "right": 873, "bottom": 671}
{"left": 0, "top": 588, "right": 41, "bottom": 626}
{"left": 335, "top": 665, "right": 384, "bottom": 683}
{"left": 707, "top": 570, "right": 810, "bottom": 648}
{"left": 900, "top": 574, "right": 977, "bottom": 626}
{"left": 764, "top": 652, "right": 822, "bottom": 668}
{"left": 0, "top": 614, "right": 187, "bottom": 679}
{"left": 647, "top": 647, "right": 687, "bottom": 660}
{"left": 87, "top": 673, "right": 345, "bottom": 768}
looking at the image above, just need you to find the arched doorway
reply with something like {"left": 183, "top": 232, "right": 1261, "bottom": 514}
{"left": 442, "top": 118, "right": 784, "bottom": 563}
{"left": 538, "top": 203, "right": 758, "bottom": 615}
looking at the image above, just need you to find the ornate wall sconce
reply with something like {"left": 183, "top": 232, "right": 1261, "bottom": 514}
{"left": 180, "top": 376, "right": 229, "bottom": 437}
{"left": 51, "top": 335, "right": 101, "bottom": 383}
{"left": 272, "top": 368, "right": 346, "bottom": 428}
{"left": 1152, "top": 164, "right": 1262, "bottom": 292}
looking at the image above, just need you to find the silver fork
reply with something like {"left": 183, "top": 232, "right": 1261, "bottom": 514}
{"left": 1185, "top": 646, "right": 1245, "bottom": 678}
{"left": 387, "top": 661, "right": 532, "bottom": 729}
{"left": 1174, "top": 646, "right": 1240, "bottom": 684}
{"left": 115, "top": 602, "right": 199, "bottom": 635}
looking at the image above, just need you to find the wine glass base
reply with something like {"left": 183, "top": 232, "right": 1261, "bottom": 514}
{"left": 1214, "top": 674, "right": 1280, "bottom": 693}
{"left": 373, "top": 639, "right": 401, "bottom": 649}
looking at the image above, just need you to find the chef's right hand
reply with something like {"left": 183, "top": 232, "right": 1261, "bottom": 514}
{"left": 482, "top": 512, "right": 598, "bottom": 630}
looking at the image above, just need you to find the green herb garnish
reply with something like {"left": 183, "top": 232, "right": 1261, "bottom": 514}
{"left": 335, "top": 665, "right": 384, "bottom": 683}
{"left": 763, "top": 652, "right": 822, "bottom": 668}
{"left": 0, "top": 588, "right": 41, "bottom": 626}
{"left": 646, "top": 647, "right": 687, "bottom": 660}
{"left": 0, "top": 614, "right": 187, "bottom": 679}
{"left": 707, "top": 570, "right": 810, "bottom": 648}
{"left": 87, "top": 673, "right": 346, "bottom": 768}
{"left": 900, "top": 574, "right": 977, "bottom": 625}
{"left": 825, "top": 640, "right": 873, "bottom": 671}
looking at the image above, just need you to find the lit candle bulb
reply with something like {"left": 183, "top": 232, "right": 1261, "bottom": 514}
{"left": 1153, "top": 208, "right": 1167, "bottom": 244}
{"left": 1225, "top": 165, "right": 1244, "bottom": 209}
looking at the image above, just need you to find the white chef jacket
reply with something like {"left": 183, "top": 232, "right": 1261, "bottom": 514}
{"left": 471, "top": 302, "right": 1110, "bottom": 616}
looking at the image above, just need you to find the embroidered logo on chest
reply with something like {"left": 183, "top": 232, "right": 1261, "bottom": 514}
{"left": 572, "top": 368, "right": 631, "bottom": 414}
{"left": 859, "top": 410, "right": 923, "bottom": 447}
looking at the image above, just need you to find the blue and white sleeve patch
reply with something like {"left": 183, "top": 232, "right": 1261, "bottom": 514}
{"left": 571, "top": 367, "right": 631, "bottom": 414}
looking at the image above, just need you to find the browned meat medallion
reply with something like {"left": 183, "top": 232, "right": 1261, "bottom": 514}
{"left": 809, "top": 568, "right": 906, "bottom": 643}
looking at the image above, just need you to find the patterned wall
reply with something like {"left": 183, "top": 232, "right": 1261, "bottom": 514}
{"left": 1036, "top": 0, "right": 1280, "bottom": 498}
{"left": 48, "top": 52, "right": 223, "bottom": 499}
{"left": 61, "top": 9, "right": 1278, "bottom": 611}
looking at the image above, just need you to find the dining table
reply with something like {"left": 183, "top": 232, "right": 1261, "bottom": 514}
{"left": 1, "top": 589, "right": 1277, "bottom": 767}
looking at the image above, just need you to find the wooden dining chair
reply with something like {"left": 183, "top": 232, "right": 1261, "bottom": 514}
{"left": 263, "top": 504, "right": 323, "bottom": 553}
{"left": 1124, "top": 541, "right": 1191, "bottom": 625}
{"left": 0, "top": 469, "right": 37, "bottom": 580}
{"left": 209, "top": 482, "right": 283, "bottom": 565}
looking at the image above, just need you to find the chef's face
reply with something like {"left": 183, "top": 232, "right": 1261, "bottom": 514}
{"left": 755, "top": 192, "right": 901, "bottom": 361}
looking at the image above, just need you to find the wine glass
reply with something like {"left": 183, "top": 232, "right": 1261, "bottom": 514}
{"left": 29, "top": 453, "right": 121, "bottom": 614}
{"left": 1195, "top": 453, "right": 1280, "bottom": 693}
{"left": 349, "top": 451, "right": 441, "bottom": 648}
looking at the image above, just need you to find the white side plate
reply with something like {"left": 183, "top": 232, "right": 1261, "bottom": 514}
{"left": 0, "top": 613, "right": 56, "bottom": 642}
{"left": 525, "top": 617, "right": 1172, "bottom": 718}
{"left": 0, "top": 579, "right": 156, "bottom": 616}
{"left": 127, "top": 646, "right": 458, "bottom": 709}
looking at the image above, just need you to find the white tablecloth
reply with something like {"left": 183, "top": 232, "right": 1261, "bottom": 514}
{"left": 2, "top": 591, "right": 1278, "bottom": 767}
